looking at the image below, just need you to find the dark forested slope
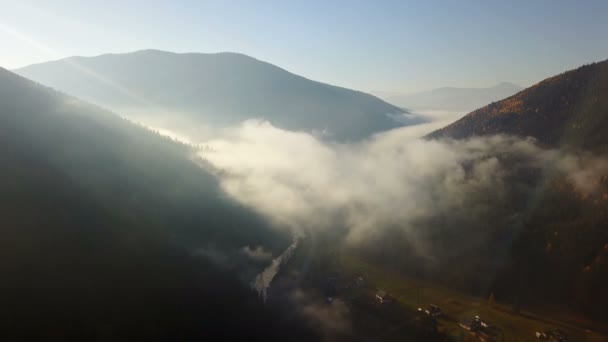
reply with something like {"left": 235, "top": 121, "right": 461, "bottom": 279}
{"left": 0, "top": 67, "right": 309, "bottom": 340}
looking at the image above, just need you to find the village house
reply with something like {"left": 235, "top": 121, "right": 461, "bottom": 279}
{"left": 375, "top": 290, "right": 391, "bottom": 304}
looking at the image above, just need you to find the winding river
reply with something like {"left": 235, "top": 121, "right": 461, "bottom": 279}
{"left": 251, "top": 237, "right": 299, "bottom": 302}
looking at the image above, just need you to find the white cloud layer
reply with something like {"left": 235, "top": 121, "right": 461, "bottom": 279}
{"left": 196, "top": 120, "right": 608, "bottom": 245}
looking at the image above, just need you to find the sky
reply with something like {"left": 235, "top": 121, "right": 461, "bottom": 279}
{"left": 1, "top": 0, "right": 607, "bottom": 93}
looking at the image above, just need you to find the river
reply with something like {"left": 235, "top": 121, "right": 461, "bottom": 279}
{"left": 251, "top": 236, "right": 299, "bottom": 302}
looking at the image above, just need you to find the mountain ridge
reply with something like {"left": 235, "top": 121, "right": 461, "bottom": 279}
{"left": 427, "top": 59, "right": 608, "bottom": 152}
{"left": 377, "top": 82, "right": 524, "bottom": 113}
{"left": 22, "top": 49, "right": 385, "bottom": 96}
{"left": 15, "top": 50, "right": 420, "bottom": 141}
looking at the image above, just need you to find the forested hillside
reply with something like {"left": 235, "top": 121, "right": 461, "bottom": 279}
{"left": 353, "top": 165, "right": 608, "bottom": 319}
{"left": 428, "top": 60, "right": 608, "bottom": 152}
{"left": 368, "top": 60, "right": 608, "bottom": 320}
{"left": 0, "top": 67, "right": 310, "bottom": 340}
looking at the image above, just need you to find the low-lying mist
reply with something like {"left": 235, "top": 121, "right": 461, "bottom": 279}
{"left": 118, "top": 111, "right": 608, "bottom": 326}
{"left": 123, "top": 108, "right": 608, "bottom": 264}
{"left": 186, "top": 120, "right": 608, "bottom": 253}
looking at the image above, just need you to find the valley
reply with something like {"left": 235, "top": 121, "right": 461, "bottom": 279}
{"left": 1, "top": 4, "right": 607, "bottom": 339}
{"left": 265, "top": 234, "right": 608, "bottom": 341}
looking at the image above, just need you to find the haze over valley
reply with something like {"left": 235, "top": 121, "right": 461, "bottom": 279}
{"left": 2, "top": 1, "right": 608, "bottom": 341}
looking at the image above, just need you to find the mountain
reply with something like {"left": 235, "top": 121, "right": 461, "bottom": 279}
{"left": 378, "top": 82, "right": 523, "bottom": 112}
{"left": 428, "top": 60, "right": 608, "bottom": 151}
{"left": 398, "top": 60, "right": 608, "bottom": 320}
{"left": 0, "top": 67, "right": 315, "bottom": 340}
{"left": 0, "top": 65, "right": 288, "bottom": 253}
{"left": 15, "top": 50, "right": 420, "bottom": 141}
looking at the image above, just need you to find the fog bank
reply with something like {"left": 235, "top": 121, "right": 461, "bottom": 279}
{"left": 196, "top": 120, "right": 608, "bottom": 247}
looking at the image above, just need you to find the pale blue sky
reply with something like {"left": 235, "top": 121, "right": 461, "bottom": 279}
{"left": 1, "top": 0, "right": 607, "bottom": 93}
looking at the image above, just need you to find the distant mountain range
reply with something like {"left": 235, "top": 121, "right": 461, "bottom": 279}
{"left": 376, "top": 82, "right": 523, "bottom": 113}
{"left": 428, "top": 60, "right": 608, "bottom": 151}
{"left": 15, "top": 50, "right": 421, "bottom": 141}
